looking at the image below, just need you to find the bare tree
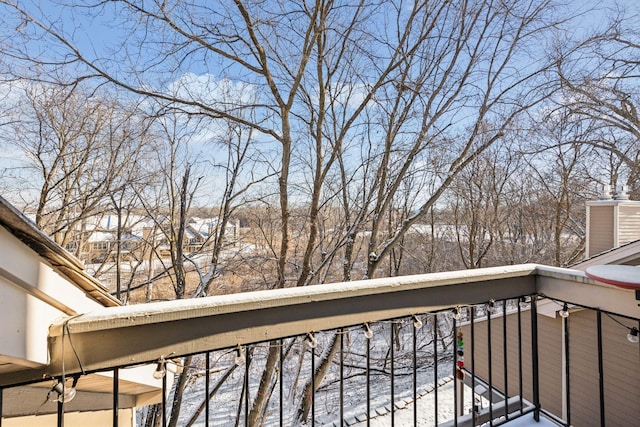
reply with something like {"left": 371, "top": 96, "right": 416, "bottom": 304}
{"left": 0, "top": 0, "right": 591, "bottom": 425}
{"left": 446, "top": 141, "right": 519, "bottom": 269}
{"left": 519, "top": 112, "right": 595, "bottom": 266}
{"left": 555, "top": 7, "right": 640, "bottom": 195}
{"left": 2, "top": 82, "right": 153, "bottom": 249}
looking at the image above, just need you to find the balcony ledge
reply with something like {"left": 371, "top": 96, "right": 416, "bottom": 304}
{"left": 3, "top": 263, "right": 635, "bottom": 387}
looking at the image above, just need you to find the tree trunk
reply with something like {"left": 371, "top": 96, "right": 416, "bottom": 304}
{"left": 247, "top": 343, "right": 279, "bottom": 427}
{"left": 167, "top": 355, "right": 193, "bottom": 427}
{"left": 295, "top": 333, "right": 340, "bottom": 424}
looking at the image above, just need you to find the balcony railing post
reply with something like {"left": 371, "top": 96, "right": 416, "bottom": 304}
{"left": 206, "top": 352, "right": 210, "bottom": 427}
{"left": 413, "top": 320, "right": 418, "bottom": 426}
{"left": 311, "top": 340, "right": 316, "bottom": 426}
{"left": 563, "top": 311, "right": 571, "bottom": 426}
{"left": 517, "top": 299, "right": 523, "bottom": 415}
{"left": 57, "top": 398, "right": 64, "bottom": 427}
{"left": 113, "top": 368, "right": 119, "bottom": 427}
{"left": 433, "top": 314, "right": 439, "bottom": 425}
{"left": 531, "top": 295, "right": 540, "bottom": 422}
{"left": 503, "top": 301, "right": 509, "bottom": 422}
{"left": 488, "top": 304, "right": 493, "bottom": 426}
{"left": 597, "top": 309, "right": 606, "bottom": 427}
{"left": 340, "top": 330, "right": 344, "bottom": 426}
{"left": 471, "top": 306, "right": 477, "bottom": 424}
{"left": 162, "top": 371, "right": 167, "bottom": 427}
{"left": 366, "top": 328, "right": 371, "bottom": 427}
{"left": 279, "top": 341, "right": 283, "bottom": 427}
{"left": 244, "top": 346, "right": 249, "bottom": 427}
{"left": 390, "top": 322, "right": 395, "bottom": 426}
{"left": 453, "top": 315, "right": 458, "bottom": 426}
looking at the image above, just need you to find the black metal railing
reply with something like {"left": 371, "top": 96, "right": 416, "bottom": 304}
{"left": 2, "top": 292, "right": 640, "bottom": 427}
{"left": 138, "top": 296, "right": 542, "bottom": 427}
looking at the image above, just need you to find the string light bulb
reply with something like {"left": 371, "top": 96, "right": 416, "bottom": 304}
{"left": 363, "top": 323, "right": 373, "bottom": 339}
{"left": 559, "top": 303, "right": 569, "bottom": 319}
{"left": 234, "top": 345, "right": 246, "bottom": 365}
{"left": 47, "top": 376, "right": 79, "bottom": 403}
{"left": 628, "top": 327, "right": 639, "bottom": 343}
{"left": 519, "top": 296, "right": 530, "bottom": 309}
{"left": 152, "top": 358, "right": 167, "bottom": 379}
{"left": 305, "top": 332, "right": 318, "bottom": 349}
{"left": 452, "top": 306, "right": 462, "bottom": 320}
{"left": 487, "top": 300, "right": 497, "bottom": 314}
{"left": 412, "top": 315, "right": 423, "bottom": 329}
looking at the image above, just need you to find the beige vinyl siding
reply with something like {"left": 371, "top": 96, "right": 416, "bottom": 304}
{"left": 535, "top": 315, "right": 563, "bottom": 415}
{"left": 588, "top": 205, "right": 614, "bottom": 257}
{"left": 3, "top": 409, "right": 134, "bottom": 427}
{"left": 618, "top": 205, "right": 640, "bottom": 245}
{"left": 461, "top": 311, "right": 561, "bottom": 415}
{"left": 463, "top": 308, "right": 640, "bottom": 425}
{"left": 568, "top": 310, "right": 640, "bottom": 427}
{"left": 566, "top": 310, "right": 599, "bottom": 426}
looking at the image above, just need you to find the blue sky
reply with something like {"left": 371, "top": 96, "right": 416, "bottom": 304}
{"left": 2, "top": 0, "right": 639, "bottom": 208}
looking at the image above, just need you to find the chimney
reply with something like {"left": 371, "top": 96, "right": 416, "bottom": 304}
{"left": 585, "top": 185, "right": 640, "bottom": 258}
{"left": 615, "top": 184, "right": 630, "bottom": 200}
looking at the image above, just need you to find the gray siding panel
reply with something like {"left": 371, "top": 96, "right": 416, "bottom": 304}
{"left": 463, "top": 306, "right": 640, "bottom": 425}
{"left": 619, "top": 205, "right": 640, "bottom": 244}
{"left": 588, "top": 206, "right": 614, "bottom": 257}
{"left": 536, "top": 315, "right": 563, "bottom": 416}
{"left": 461, "top": 309, "right": 559, "bottom": 415}
{"left": 567, "top": 311, "right": 600, "bottom": 426}
{"left": 567, "top": 310, "right": 640, "bottom": 426}
{"left": 599, "top": 313, "right": 640, "bottom": 426}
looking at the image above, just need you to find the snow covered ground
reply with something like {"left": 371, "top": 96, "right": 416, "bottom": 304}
{"left": 349, "top": 379, "right": 556, "bottom": 427}
{"left": 350, "top": 378, "right": 473, "bottom": 427}
{"left": 497, "top": 413, "right": 559, "bottom": 427}
{"left": 166, "top": 317, "right": 554, "bottom": 427}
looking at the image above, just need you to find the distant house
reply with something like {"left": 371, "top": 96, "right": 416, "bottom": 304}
{"left": 66, "top": 213, "right": 152, "bottom": 264}
{"left": 0, "top": 197, "right": 163, "bottom": 426}
{"left": 67, "top": 213, "right": 239, "bottom": 264}
{"left": 184, "top": 216, "right": 238, "bottom": 253}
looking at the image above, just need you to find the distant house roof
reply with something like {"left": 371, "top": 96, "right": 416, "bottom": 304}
{"left": 0, "top": 197, "right": 120, "bottom": 307}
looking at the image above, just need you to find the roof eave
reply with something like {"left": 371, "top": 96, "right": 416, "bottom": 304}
{"left": 0, "top": 197, "right": 120, "bottom": 308}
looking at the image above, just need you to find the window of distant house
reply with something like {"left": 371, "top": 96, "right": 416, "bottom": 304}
{"left": 92, "top": 242, "right": 110, "bottom": 251}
